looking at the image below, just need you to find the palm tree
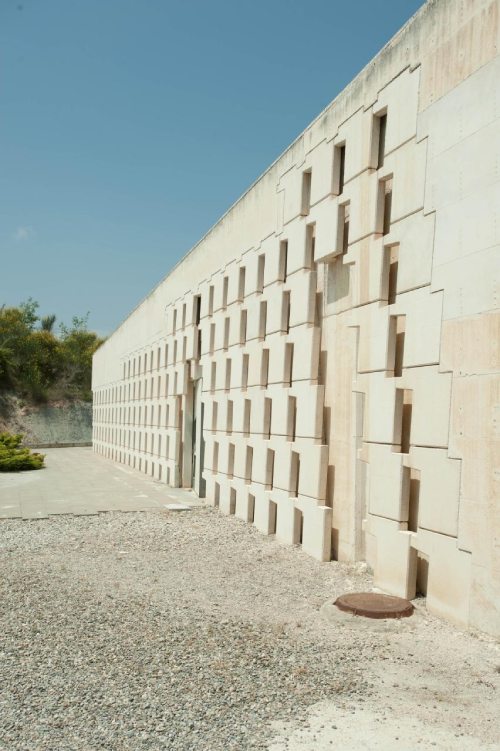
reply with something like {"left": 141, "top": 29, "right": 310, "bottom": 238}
{"left": 40, "top": 314, "right": 56, "bottom": 333}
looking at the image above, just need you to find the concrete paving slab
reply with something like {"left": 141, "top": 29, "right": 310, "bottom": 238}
{"left": 0, "top": 447, "right": 205, "bottom": 519}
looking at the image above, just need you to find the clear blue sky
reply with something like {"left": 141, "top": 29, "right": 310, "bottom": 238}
{"left": 1, "top": 0, "right": 423, "bottom": 335}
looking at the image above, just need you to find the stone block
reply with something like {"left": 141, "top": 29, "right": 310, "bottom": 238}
{"left": 218, "top": 481, "right": 234, "bottom": 515}
{"left": 336, "top": 106, "right": 374, "bottom": 183}
{"left": 212, "top": 271, "right": 229, "bottom": 314}
{"left": 198, "top": 280, "right": 214, "bottom": 321}
{"left": 373, "top": 67, "right": 420, "bottom": 156}
{"left": 252, "top": 487, "right": 275, "bottom": 535}
{"left": 341, "top": 170, "right": 379, "bottom": 244}
{"left": 244, "top": 247, "right": 264, "bottom": 297}
{"left": 365, "top": 443, "right": 406, "bottom": 522}
{"left": 367, "top": 515, "right": 414, "bottom": 598}
{"left": 285, "top": 219, "right": 310, "bottom": 275}
{"left": 227, "top": 262, "right": 245, "bottom": 306}
{"left": 440, "top": 312, "right": 500, "bottom": 376}
{"left": 250, "top": 441, "right": 270, "bottom": 486}
{"left": 203, "top": 474, "right": 218, "bottom": 506}
{"left": 448, "top": 373, "right": 498, "bottom": 507}
{"left": 432, "top": 245, "right": 500, "bottom": 321}
{"left": 287, "top": 326, "right": 320, "bottom": 382}
{"left": 266, "top": 288, "right": 288, "bottom": 335}
{"left": 358, "top": 371, "right": 399, "bottom": 445}
{"left": 426, "top": 119, "right": 500, "bottom": 215}
{"left": 267, "top": 338, "right": 291, "bottom": 386}
{"left": 297, "top": 442, "right": 328, "bottom": 500}
{"left": 356, "top": 303, "right": 391, "bottom": 373}
{"left": 415, "top": 528, "right": 472, "bottom": 627}
{"left": 233, "top": 482, "right": 255, "bottom": 522}
{"left": 469, "top": 561, "right": 500, "bottom": 638}
{"left": 308, "top": 138, "right": 335, "bottom": 205}
{"left": 348, "top": 236, "right": 386, "bottom": 308}
{"left": 430, "top": 183, "right": 499, "bottom": 282}
{"left": 262, "top": 386, "right": 285, "bottom": 437}
{"left": 402, "top": 366, "right": 452, "bottom": 450}
{"left": 246, "top": 341, "right": 264, "bottom": 387}
{"left": 262, "top": 234, "right": 283, "bottom": 287}
{"left": 296, "top": 498, "right": 332, "bottom": 561}
{"left": 417, "top": 55, "right": 500, "bottom": 156}
{"left": 381, "top": 138, "right": 426, "bottom": 225}
{"left": 280, "top": 165, "right": 304, "bottom": 226}
{"left": 287, "top": 269, "right": 317, "bottom": 328}
{"left": 388, "top": 211, "right": 435, "bottom": 294}
{"left": 232, "top": 439, "right": 250, "bottom": 481}
{"left": 243, "top": 297, "right": 263, "bottom": 344}
{"left": 410, "top": 447, "right": 461, "bottom": 537}
{"left": 294, "top": 382, "right": 325, "bottom": 440}
{"left": 309, "top": 195, "right": 339, "bottom": 263}
{"left": 275, "top": 495, "right": 297, "bottom": 546}
{"left": 273, "top": 444, "right": 294, "bottom": 493}
{"left": 203, "top": 434, "right": 216, "bottom": 472}
{"left": 391, "top": 286, "right": 443, "bottom": 368}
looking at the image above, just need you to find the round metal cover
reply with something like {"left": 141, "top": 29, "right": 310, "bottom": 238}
{"left": 334, "top": 592, "right": 414, "bottom": 619}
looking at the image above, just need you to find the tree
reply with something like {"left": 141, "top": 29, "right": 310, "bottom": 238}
{"left": 25, "top": 330, "right": 64, "bottom": 398}
{"left": 0, "top": 300, "right": 104, "bottom": 402}
{"left": 59, "top": 314, "right": 104, "bottom": 400}
{"left": 0, "top": 305, "right": 33, "bottom": 389}
{"left": 19, "top": 298, "right": 39, "bottom": 329}
{"left": 40, "top": 314, "right": 56, "bottom": 332}
{"left": 0, "top": 344, "right": 15, "bottom": 388}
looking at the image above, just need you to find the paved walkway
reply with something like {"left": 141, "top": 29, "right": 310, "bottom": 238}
{"left": 0, "top": 447, "right": 202, "bottom": 519}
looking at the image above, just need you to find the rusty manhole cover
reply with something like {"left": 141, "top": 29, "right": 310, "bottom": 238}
{"left": 334, "top": 592, "right": 414, "bottom": 619}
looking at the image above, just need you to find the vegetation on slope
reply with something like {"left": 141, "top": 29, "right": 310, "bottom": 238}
{"left": 0, "top": 432, "right": 45, "bottom": 471}
{"left": 0, "top": 299, "right": 104, "bottom": 403}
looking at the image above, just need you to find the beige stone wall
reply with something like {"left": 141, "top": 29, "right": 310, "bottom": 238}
{"left": 93, "top": 0, "right": 500, "bottom": 635}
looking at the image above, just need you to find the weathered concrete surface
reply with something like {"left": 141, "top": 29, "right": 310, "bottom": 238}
{"left": 0, "top": 447, "right": 202, "bottom": 519}
{"left": 22, "top": 403, "right": 93, "bottom": 446}
{"left": 0, "top": 395, "right": 93, "bottom": 447}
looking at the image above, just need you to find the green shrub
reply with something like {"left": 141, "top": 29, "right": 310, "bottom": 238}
{"left": 0, "top": 432, "right": 45, "bottom": 472}
{"left": 0, "top": 432, "right": 22, "bottom": 449}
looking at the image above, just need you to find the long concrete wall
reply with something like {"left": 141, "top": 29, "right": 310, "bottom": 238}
{"left": 92, "top": 0, "right": 500, "bottom": 636}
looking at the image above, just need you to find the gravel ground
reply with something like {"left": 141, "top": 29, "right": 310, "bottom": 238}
{"left": 1, "top": 507, "right": 499, "bottom": 750}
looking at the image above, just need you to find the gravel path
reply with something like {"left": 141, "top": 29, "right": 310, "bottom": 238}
{"left": 1, "top": 508, "right": 499, "bottom": 750}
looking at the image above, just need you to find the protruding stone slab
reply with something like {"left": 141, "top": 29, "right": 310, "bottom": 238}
{"left": 163, "top": 503, "right": 192, "bottom": 511}
{"left": 334, "top": 592, "right": 414, "bottom": 619}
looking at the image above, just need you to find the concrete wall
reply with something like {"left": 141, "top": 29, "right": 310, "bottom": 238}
{"left": 23, "top": 403, "right": 92, "bottom": 447}
{"left": 0, "top": 396, "right": 92, "bottom": 447}
{"left": 92, "top": 0, "right": 500, "bottom": 636}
